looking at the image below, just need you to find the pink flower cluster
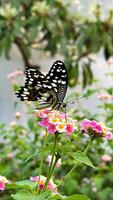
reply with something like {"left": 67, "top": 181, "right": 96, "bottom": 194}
{"left": 34, "top": 109, "right": 77, "bottom": 135}
{"left": 7, "top": 70, "right": 23, "bottom": 80}
{"left": 101, "top": 154, "right": 112, "bottom": 162}
{"left": 30, "top": 175, "right": 57, "bottom": 192}
{"left": 80, "top": 119, "right": 112, "bottom": 140}
{"left": 97, "top": 93, "right": 113, "bottom": 101}
{"left": 0, "top": 175, "right": 10, "bottom": 191}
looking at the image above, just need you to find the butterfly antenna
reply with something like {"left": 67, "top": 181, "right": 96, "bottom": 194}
{"left": 66, "top": 93, "right": 86, "bottom": 105}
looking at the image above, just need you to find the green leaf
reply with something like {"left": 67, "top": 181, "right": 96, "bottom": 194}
{"left": 85, "top": 88, "right": 98, "bottom": 98}
{"left": 36, "top": 191, "right": 51, "bottom": 200}
{"left": 6, "top": 180, "right": 37, "bottom": 191}
{"left": 72, "top": 151, "right": 95, "bottom": 168}
{"left": 64, "top": 194, "right": 91, "bottom": 200}
{"left": 68, "top": 63, "right": 79, "bottom": 87}
{"left": 28, "top": 28, "right": 38, "bottom": 42}
{"left": 11, "top": 190, "right": 35, "bottom": 200}
{"left": 48, "top": 194, "right": 63, "bottom": 200}
{"left": 11, "top": 189, "right": 51, "bottom": 200}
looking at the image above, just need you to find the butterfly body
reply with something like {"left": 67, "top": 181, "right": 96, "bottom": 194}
{"left": 16, "top": 60, "right": 68, "bottom": 110}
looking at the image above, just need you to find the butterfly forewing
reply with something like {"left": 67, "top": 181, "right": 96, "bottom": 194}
{"left": 46, "top": 60, "right": 68, "bottom": 102}
{"left": 16, "top": 66, "right": 58, "bottom": 109}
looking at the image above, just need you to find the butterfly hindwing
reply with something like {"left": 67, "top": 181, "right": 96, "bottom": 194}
{"left": 46, "top": 60, "right": 68, "bottom": 102}
{"left": 16, "top": 66, "right": 58, "bottom": 109}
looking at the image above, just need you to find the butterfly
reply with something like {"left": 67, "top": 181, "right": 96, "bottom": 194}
{"left": 16, "top": 60, "right": 68, "bottom": 110}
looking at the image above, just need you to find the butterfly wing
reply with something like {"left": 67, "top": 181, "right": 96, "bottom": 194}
{"left": 16, "top": 66, "right": 58, "bottom": 109}
{"left": 46, "top": 60, "right": 68, "bottom": 103}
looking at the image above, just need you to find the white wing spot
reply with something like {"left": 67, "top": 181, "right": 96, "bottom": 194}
{"left": 24, "top": 91, "right": 29, "bottom": 95}
{"left": 53, "top": 79, "right": 57, "bottom": 83}
{"left": 30, "top": 68, "right": 36, "bottom": 72}
{"left": 35, "top": 86, "right": 40, "bottom": 89}
{"left": 43, "top": 84, "right": 47, "bottom": 88}
{"left": 51, "top": 83, "right": 57, "bottom": 87}
{"left": 48, "top": 85, "right": 52, "bottom": 89}
{"left": 40, "top": 75, "right": 44, "bottom": 78}
{"left": 54, "top": 63, "right": 57, "bottom": 66}
{"left": 62, "top": 70, "right": 66, "bottom": 73}
{"left": 57, "top": 62, "right": 63, "bottom": 65}
{"left": 57, "top": 69, "right": 60, "bottom": 72}
{"left": 29, "top": 81, "right": 32, "bottom": 84}
{"left": 30, "top": 78, "right": 33, "bottom": 81}
{"left": 47, "top": 76, "right": 50, "bottom": 79}
{"left": 58, "top": 80, "right": 61, "bottom": 83}
{"left": 21, "top": 94, "right": 26, "bottom": 97}
{"left": 54, "top": 88, "right": 57, "bottom": 92}
{"left": 50, "top": 73, "right": 53, "bottom": 76}
{"left": 24, "top": 88, "right": 28, "bottom": 91}
{"left": 61, "top": 81, "right": 66, "bottom": 84}
{"left": 34, "top": 75, "right": 39, "bottom": 78}
{"left": 23, "top": 97, "right": 28, "bottom": 100}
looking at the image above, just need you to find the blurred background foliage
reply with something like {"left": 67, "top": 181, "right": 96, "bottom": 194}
{"left": 1, "top": 0, "right": 113, "bottom": 87}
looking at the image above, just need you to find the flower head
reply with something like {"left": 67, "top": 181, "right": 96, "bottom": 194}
{"left": 80, "top": 119, "right": 112, "bottom": 140}
{"left": 56, "top": 122, "right": 66, "bottom": 133}
{"left": 66, "top": 123, "right": 75, "bottom": 135}
{"left": 35, "top": 109, "right": 77, "bottom": 136}
{"left": 0, "top": 175, "right": 10, "bottom": 191}
{"left": 15, "top": 112, "right": 22, "bottom": 119}
{"left": 97, "top": 93, "right": 111, "bottom": 101}
{"left": 7, "top": 70, "right": 23, "bottom": 80}
{"left": 101, "top": 154, "right": 112, "bottom": 162}
{"left": 30, "top": 175, "right": 57, "bottom": 192}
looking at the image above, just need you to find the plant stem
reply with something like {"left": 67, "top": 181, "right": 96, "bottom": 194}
{"left": 42, "top": 134, "right": 58, "bottom": 192}
{"left": 53, "top": 138, "right": 94, "bottom": 191}
{"left": 47, "top": 154, "right": 59, "bottom": 181}
{"left": 37, "top": 130, "right": 48, "bottom": 194}
{"left": 84, "top": 138, "right": 94, "bottom": 155}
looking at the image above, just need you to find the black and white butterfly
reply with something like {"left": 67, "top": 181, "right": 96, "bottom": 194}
{"left": 16, "top": 60, "right": 68, "bottom": 110}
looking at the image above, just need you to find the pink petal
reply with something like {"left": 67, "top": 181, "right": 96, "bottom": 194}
{"left": 30, "top": 176, "right": 38, "bottom": 182}
{"left": 105, "top": 132, "right": 113, "bottom": 140}
{"left": 47, "top": 123, "right": 56, "bottom": 134}
{"left": 66, "top": 124, "right": 74, "bottom": 135}
{"left": 0, "top": 181, "right": 5, "bottom": 191}
{"left": 38, "top": 118, "right": 49, "bottom": 127}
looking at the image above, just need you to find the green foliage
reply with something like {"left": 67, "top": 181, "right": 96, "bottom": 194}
{"left": 12, "top": 190, "right": 50, "bottom": 200}
{"left": 0, "top": 1, "right": 113, "bottom": 87}
{"left": 64, "top": 194, "right": 91, "bottom": 200}
{"left": 72, "top": 151, "right": 95, "bottom": 168}
{"left": 6, "top": 180, "right": 37, "bottom": 191}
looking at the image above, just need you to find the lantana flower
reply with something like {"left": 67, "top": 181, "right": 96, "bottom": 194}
{"left": 0, "top": 175, "right": 10, "bottom": 191}
{"left": 34, "top": 109, "right": 77, "bottom": 136}
{"left": 30, "top": 175, "right": 57, "bottom": 192}
{"left": 80, "top": 119, "right": 112, "bottom": 140}
{"left": 97, "top": 93, "right": 111, "bottom": 100}
{"left": 101, "top": 154, "right": 112, "bottom": 162}
{"left": 7, "top": 70, "right": 23, "bottom": 80}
